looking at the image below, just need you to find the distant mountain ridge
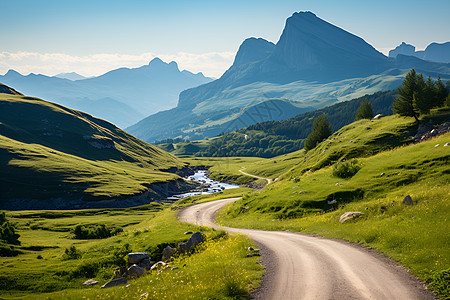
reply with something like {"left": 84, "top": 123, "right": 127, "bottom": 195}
{"left": 54, "top": 72, "right": 87, "bottom": 81}
{"left": 128, "top": 11, "right": 450, "bottom": 143}
{"left": 389, "top": 41, "right": 450, "bottom": 63}
{"left": 0, "top": 58, "right": 213, "bottom": 128}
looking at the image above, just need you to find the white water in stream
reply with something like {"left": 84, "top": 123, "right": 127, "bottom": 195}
{"left": 166, "top": 170, "right": 239, "bottom": 201}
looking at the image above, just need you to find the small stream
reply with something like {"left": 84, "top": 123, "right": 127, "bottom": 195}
{"left": 166, "top": 170, "right": 239, "bottom": 201}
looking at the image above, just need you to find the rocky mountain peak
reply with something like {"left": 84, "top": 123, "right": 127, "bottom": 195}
{"left": 232, "top": 37, "right": 275, "bottom": 67}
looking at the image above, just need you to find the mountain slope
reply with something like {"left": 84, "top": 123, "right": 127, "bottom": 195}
{"left": 389, "top": 41, "right": 450, "bottom": 63}
{"left": 0, "top": 58, "right": 213, "bottom": 128}
{"left": 128, "top": 12, "right": 450, "bottom": 143}
{"left": 0, "top": 85, "right": 192, "bottom": 210}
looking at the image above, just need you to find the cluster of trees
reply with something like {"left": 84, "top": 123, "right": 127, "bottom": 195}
{"left": 393, "top": 69, "right": 449, "bottom": 121}
{"left": 197, "top": 132, "right": 303, "bottom": 158}
{"left": 73, "top": 224, "right": 123, "bottom": 239}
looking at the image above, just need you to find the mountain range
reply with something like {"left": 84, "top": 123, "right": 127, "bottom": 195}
{"left": 127, "top": 11, "right": 450, "bottom": 143}
{"left": 0, "top": 58, "right": 213, "bottom": 128}
{"left": 389, "top": 41, "right": 450, "bottom": 63}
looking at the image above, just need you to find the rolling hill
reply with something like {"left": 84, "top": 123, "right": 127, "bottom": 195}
{"left": 0, "top": 84, "right": 193, "bottom": 210}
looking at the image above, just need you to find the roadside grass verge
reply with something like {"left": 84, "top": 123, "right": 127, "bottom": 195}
{"left": 217, "top": 130, "right": 450, "bottom": 298}
{"left": 1, "top": 205, "right": 263, "bottom": 299}
{"left": 36, "top": 234, "right": 263, "bottom": 300}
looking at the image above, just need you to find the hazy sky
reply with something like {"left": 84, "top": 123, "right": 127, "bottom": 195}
{"left": 1, "top": 0, "right": 449, "bottom": 78}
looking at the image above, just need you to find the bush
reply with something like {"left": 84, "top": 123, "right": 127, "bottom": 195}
{"left": 73, "top": 224, "right": 123, "bottom": 239}
{"left": 332, "top": 160, "right": 361, "bottom": 178}
{"left": 63, "top": 246, "right": 81, "bottom": 260}
{"left": 0, "top": 241, "right": 22, "bottom": 257}
{"left": 355, "top": 99, "right": 374, "bottom": 120}
{"left": 0, "top": 211, "right": 20, "bottom": 245}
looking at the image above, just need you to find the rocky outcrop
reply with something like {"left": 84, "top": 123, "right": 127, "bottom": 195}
{"left": 402, "top": 195, "right": 413, "bottom": 206}
{"left": 128, "top": 252, "right": 151, "bottom": 265}
{"left": 162, "top": 246, "right": 176, "bottom": 261}
{"left": 412, "top": 122, "right": 450, "bottom": 143}
{"left": 128, "top": 264, "right": 146, "bottom": 278}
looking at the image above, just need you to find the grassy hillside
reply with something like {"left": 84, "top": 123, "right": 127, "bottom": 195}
{"left": 0, "top": 89, "right": 187, "bottom": 208}
{"left": 215, "top": 114, "right": 450, "bottom": 298}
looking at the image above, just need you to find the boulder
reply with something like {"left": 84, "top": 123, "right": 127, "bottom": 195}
{"left": 128, "top": 252, "right": 151, "bottom": 265}
{"left": 128, "top": 264, "right": 146, "bottom": 278}
{"left": 113, "top": 266, "right": 128, "bottom": 279}
{"left": 162, "top": 246, "right": 176, "bottom": 261}
{"left": 339, "top": 212, "right": 364, "bottom": 223}
{"left": 402, "top": 195, "right": 413, "bottom": 205}
{"left": 177, "top": 242, "right": 188, "bottom": 253}
{"left": 101, "top": 277, "right": 127, "bottom": 289}
{"left": 186, "top": 232, "right": 205, "bottom": 252}
{"left": 137, "top": 257, "right": 153, "bottom": 271}
{"left": 83, "top": 279, "right": 99, "bottom": 286}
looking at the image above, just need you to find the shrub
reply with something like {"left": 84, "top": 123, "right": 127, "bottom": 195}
{"left": 355, "top": 99, "right": 374, "bottom": 120}
{"left": 429, "top": 268, "right": 450, "bottom": 299}
{"left": 332, "top": 160, "right": 361, "bottom": 178}
{"left": 63, "top": 246, "right": 81, "bottom": 260}
{"left": 0, "top": 211, "right": 20, "bottom": 245}
{"left": 73, "top": 224, "right": 123, "bottom": 239}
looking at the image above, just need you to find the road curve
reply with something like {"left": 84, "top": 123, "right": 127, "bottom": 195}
{"left": 178, "top": 198, "right": 436, "bottom": 300}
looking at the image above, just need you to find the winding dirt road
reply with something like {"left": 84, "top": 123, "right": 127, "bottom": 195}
{"left": 239, "top": 169, "right": 273, "bottom": 184}
{"left": 179, "top": 198, "right": 436, "bottom": 300}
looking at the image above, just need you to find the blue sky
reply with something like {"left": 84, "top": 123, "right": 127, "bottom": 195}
{"left": 1, "top": 0, "right": 449, "bottom": 77}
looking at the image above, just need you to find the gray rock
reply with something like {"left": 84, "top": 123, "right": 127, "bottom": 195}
{"left": 101, "top": 277, "right": 127, "bottom": 288}
{"left": 137, "top": 258, "right": 153, "bottom": 271}
{"left": 339, "top": 212, "right": 364, "bottom": 223}
{"left": 372, "top": 114, "right": 383, "bottom": 120}
{"left": 162, "top": 246, "right": 176, "bottom": 261}
{"left": 128, "top": 264, "right": 146, "bottom": 278}
{"left": 83, "top": 279, "right": 99, "bottom": 285}
{"left": 402, "top": 195, "right": 413, "bottom": 205}
{"left": 184, "top": 231, "right": 193, "bottom": 235}
{"left": 113, "top": 266, "right": 128, "bottom": 279}
{"left": 150, "top": 261, "right": 167, "bottom": 271}
{"left": 186, "top": 232, "right": 205, "bottom": 252}
{"left": 177, "top": 242, "right": 188, "bottom": 253}
{"left": 128, "top": 252, "right": 151, "bottom": 265}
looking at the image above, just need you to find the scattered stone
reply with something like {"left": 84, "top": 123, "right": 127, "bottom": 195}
{"left": 444, "top": 142, "right": 449, "bottom": 147}
{"left": 140, "top": 292, "right": 148, "bottom": 298}
{"left": 336, "top": 182, "right": 344, "bottom": 186}
{"left": 298, "top": 191, "right": 306, "bottom": 194}
{"left": 128, "top": 252, "right": 151, "bottom": 265}
{"left": 184, "top": 231, "right": 193, "bottom": 235}
{"left": 247, "top": 254, "right": 254, "bottom": 257}
{"left": 83, "top": 279, "right": 99, "bottom": 286}
{"left": 327, "top": 199, "right": 337, "bottom": 204}
{"left": 402, "top": 195, "right": 413, "bottom": 206}
{"left": 435, "top": 144, "right": 440, "bottom": 147}
{"left": 248, "top": 247, "right": 254, "bottom": 251}
{"left": 380, "top": 173, "right": 385, "bottom": 177}
{"left": 171, "top": 267, "right": 179, "bottom": 270}
{"left": 349, "top": 140, "right": 354, "bottom": 143}
{"left": 177, "top": 242, "right": 188, "bottom": 253}
{"left": 162, "top": 246, "right": 176, "bottom": 261}
{"left": 372, "top": 114, "right": 383, "bottom": 120}
{"left": 339, "top": 212, "right": 364, "bottom": 223}
{"left": 114, "top": 266, "right": 128, "bottom": 279}
{"left": 128, "top": 264, "right": 146, "bottom": 278}
{"left": 365, "top": 127, "right": 371, "bottom": 130}
{"left": 101, "top": 277, "right": 127, "bottom": 289}
{"left": 137, "top": 257, "right": 153, "bottom": 271}
{"left": 185, "top": 232, "right": 205, "bottom": 252}
{"left": 150, "top": 261, "right": 167, "bottom": 271}
{"left": 293, "top": 186, "right": 298, "bottom": 189}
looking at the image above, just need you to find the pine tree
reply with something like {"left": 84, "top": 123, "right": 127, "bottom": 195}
{"left": 435, "top": 77, "right": 449, "bottom": 107}
{"left": 304, "top": 114, "right": 331, "bottom": 151}
{"left": 413, "top": 74, "right": 431, "bottom": 115}
{"left": 355, "top": 99, "right": 374, "bottom": 120}
{"left": 393, "top": 69, "right": 420, "bottom": 121}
